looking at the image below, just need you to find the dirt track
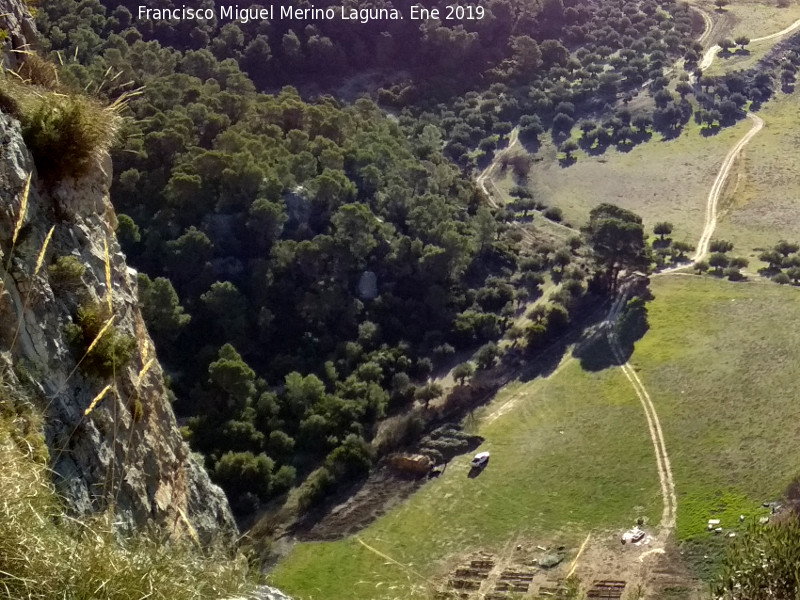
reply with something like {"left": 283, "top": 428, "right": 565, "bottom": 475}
{"left": 692, "top": 113, "right": 764, "bottom": 261}
{"left": 699, "top": 16, "right": 800, "bottom": 70}
{"left": 471, "top": 3, "right": 773, "bottom": 580}
{"left": 605, "top": 289, "right": 677, "bottom": 541}
{"left": 752, "top": 16, "right": 800, "bottom": 42}
{"left": 609, "top": 21, "right": 769, "bottom": 545}
{"left": 476, "top": 127, "right": 519, "bottom": 204}
{"left": 607, "top": 10, "right": 777, "bottom": 546}
{"left": 696, "top": 8, "right": 714, "bottom": 46}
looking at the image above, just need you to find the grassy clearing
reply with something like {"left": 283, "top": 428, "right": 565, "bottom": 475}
{"left": 713, "top": 93, "right": 800, "bottom": 256}
{"left": 272, "top": 361, "right": 662, "bottom": 600}
{"left": 725, "top": 0, "right": 800, "bottom": 40}
{"left": 702, "top": 40, "right": 770, "bottom": 77}
{"left": 524, "top": 118, "right": 751, "bottom": 244}
{"left": 274, "top": 276, "right": 800, "bottom": 596}
{"left": 630, "top": 275, "right": 800, "bottom": 572}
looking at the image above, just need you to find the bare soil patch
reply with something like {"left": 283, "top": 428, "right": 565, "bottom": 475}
{"left": 295, "top": 467, "right": 425, "bottom": 541}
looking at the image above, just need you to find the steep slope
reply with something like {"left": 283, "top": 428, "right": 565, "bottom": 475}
{"left": 0, "top": 0, "right": 235, "bottom": 544}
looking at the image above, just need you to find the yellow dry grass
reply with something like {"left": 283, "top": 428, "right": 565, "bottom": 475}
{"left": 0, "top": 398, "right": 257, "bottom": 600}
{"left": 103, "top": 237, "right": 112, "bottom": 313}
{"left": 82, "top": 384, "right": 112, "bottom": 417}
{"left": 11, "top": 173, "right": 30, "bottom": 246}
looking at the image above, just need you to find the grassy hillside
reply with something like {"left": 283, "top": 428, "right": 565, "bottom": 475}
{"left": 723, "top": 0, "right": 800, "bottom": 39}
{"left": 273, "top": 274, "right": 800, "bottom": 597}
{"left": 272, "top": 360, "right": 662, "bottom": 600}
{"left": 701, "top": 0, "right": 800, "bottom": 78}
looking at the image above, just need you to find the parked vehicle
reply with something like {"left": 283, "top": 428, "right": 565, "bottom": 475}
{"left": 471, "top": 451, "right": 490, "bottom": 468}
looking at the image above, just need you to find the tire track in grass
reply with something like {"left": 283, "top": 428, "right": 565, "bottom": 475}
{"left": 605, "top": 290, "right": 676, "bottom": 540}
{"left": 692, "top": 113, "right": 764, "bottom": 262}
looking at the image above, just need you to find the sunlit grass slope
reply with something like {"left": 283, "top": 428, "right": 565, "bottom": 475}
{"left": 272, "top": 361, "right": 662, "bottom": 600}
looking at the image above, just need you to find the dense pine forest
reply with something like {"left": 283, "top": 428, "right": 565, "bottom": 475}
{"left": 32, "top": 0, "right": 694, "bottom": 516}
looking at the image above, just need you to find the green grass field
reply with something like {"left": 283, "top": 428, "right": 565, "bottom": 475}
{"left": 271, "top": 361, "right": 663, "bottom": 600}
{"left": 702, "top": 0, "right": 800, "bottom": 78}
{"left": 630, "top": 275, "right": 800, "bottom": 570}
{"left": 271, "top": 274, "right": 800, "bottom": 597}
{"left": 724, "top": 0, "right": 800, "bottom": 40}
{"left": 713, "top": 94, "right": 800, "bottom": 257}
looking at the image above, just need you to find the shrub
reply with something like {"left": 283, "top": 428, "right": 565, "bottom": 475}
{"left": 546, "top": 304, "right": 570, "bottom": 335}
{"left": 414, "top": 382, "right": 443, "bottom": 408}
{"left": 452, "top": 361, "right": 475, "bottom": 385}
{"left": 773, "top": 272, "right": 791, "bottom": 285}
{"left": 213, "top": 451, "right": 274, "bottom": 501}
{"left": 525, "top": 322, "right": 547, "bottom": 349}
{"left": 0, "top": 87, "right": 22, "bottom": 116}
{"left": 712, "top": 516, "right": 800, "bottom": 599}
{"left": 296, "top": 467, "right": 336, "bottom": 511}
{"left": 64, "top": 301, "right": 136, "bottom": 378}
{"left": 509, "top": 185, "right": 533, "bottom": 198}
{"left": 17, "top": 54, "right": 60, "bottom": 89}
{"left": 617, "top": 296, "right": 648, "bottom": 347}
{"left": 267, "top": 430, "right": 295, "bottom": 458}
{"left": 520, "top": 255, "right": 546, "bottom": 272}
{"left": 432, "top": 343, "right": 455, "bottom": 359}
{"left": 709, "top": 252, "right": 730, "bottom": 273}
{"left": 474, "top": 342, "right": 499, "bottom": 370}
{"left": 724, "top": 267, "right": 744, "bottom": 281}
{"left": 48, "top": 255, "right": 86, "bottom": 291}
{"left": 325, "top": 434, "right": 374, "bottom": 481}
{"left": 271, "top": 465, "right": 296, "bottom": 495}
{"left": 18, "top": 90, "right": 120, "bottom": 183}
{"left": 116, "top": 214, "right": 141, "bottom": 249}
{"left": 373, "top": 412, "right": 425, "bottom": 455}
{"left": 389, "top": 372, "right": 414, "bottom": 408}
{"left": 709, "top": 239, "right": 734, "bottom": 253}
{"left": 543, "top": 207, "right": 563, "bottom": 222}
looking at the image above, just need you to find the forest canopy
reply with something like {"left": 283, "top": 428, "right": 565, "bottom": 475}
{"left": 32, "top": 0, "right": 694, "bottom": 514}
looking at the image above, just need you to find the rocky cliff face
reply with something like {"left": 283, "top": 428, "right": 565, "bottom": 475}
{"left": 0, "top": 0, "right": 237, "bottom": 543}
{"left": 0, "top": 108, "right": 238, "bottom": 543}
{"left": 0, "top": 0, "right": 37, "bottom": 71}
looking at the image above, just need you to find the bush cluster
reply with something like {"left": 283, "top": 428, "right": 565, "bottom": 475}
{"left": 64, "top": 301, "right": 136, "bottom": 378}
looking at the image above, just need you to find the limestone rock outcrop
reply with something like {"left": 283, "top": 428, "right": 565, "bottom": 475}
{"left": 0, "top": 106, "right": 236, "bottom": 543}
{"left": 0, "top": 0, "right": 37, "bottom": 71}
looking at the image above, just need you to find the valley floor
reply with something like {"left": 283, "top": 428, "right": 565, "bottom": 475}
{"left": 270, "top": 3, "right": 800, "bottom": 598}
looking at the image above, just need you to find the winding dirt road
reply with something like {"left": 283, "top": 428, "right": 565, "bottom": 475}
{"left": 476, "top": 129, "right": 577, "bottom": 239}
{"left": 696, "top": 8, "right": 714, "bottom": 47}
{"left": 692, "top": 112, "right": 764, "bottom": 261}
{"left": 609, "top": 13, "right": 774, "bottom": 544}
{"left": 476, "top": 127, "right": 520, "bottom": 203}
{"left": 699, "top": 16, "right": 800, "bottom": 71}
{"left": 476, "top": 0, "right": 774, "bottom": 558}
{"left": 753, "top": 16, "right": 800, "bottom": 42}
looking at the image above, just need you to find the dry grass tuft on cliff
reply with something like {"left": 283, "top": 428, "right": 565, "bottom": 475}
{"left": 0, "top": 55, "right": 123, "bottom": 183}
{"left": 0, "top": 383, "right": 258, "bottom": 600}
